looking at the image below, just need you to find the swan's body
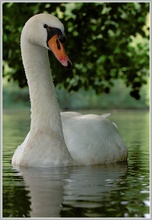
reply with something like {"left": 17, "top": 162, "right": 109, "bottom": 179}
{"left": 12, "top": 14, "right": 127, "bottom": 167}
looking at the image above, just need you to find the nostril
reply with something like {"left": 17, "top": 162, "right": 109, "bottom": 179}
{"left": 56, "top": 39, "right": 61, "bottom": 50}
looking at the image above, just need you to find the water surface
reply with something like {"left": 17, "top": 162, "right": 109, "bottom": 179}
{"left": 3, "top": 109, "right": 150, "bottom": 217}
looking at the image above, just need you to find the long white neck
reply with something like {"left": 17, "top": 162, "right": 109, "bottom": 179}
{"left": 21, "top": 38, "right": 63, "bottom": 138}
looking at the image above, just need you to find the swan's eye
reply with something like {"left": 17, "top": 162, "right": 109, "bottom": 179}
{"left": 43, "top": 24, "right": 48, "bottom": 28}
{"left": 45, "top": 26, "right": 66, "bottom": 45}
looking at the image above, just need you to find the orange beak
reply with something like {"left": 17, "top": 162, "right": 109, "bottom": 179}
{"left": 48, "top": 34, "right": 72, "bottom": 69}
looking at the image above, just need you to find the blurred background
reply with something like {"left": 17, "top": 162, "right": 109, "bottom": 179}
{"left": 3, "top": 2, "right": 150, "bottom": 110}
{"left": 2, "top": 2, "right": 150, "bottom": 218}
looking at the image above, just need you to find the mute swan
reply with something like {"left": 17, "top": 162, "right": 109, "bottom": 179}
{"left": 12, "top": 14, "right": 127, "bottom": 167}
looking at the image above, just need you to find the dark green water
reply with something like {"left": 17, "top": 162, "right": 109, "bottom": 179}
{"left": 3, "top": 109, "right": 150, "bottom": 218}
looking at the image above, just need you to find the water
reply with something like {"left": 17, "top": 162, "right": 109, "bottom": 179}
{"left": 3, "top": 109, "right": 150, "bottom": 218}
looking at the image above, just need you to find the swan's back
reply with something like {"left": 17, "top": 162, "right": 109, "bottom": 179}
{"left": 61, "top": 112, "right": 127, "bottom": 165}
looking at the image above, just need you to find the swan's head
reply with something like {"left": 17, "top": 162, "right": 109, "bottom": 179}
{"left": 21, "top": 13, "right": 72, "bottom": 69}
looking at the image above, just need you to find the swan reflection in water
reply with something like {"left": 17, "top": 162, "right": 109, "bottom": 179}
{"left": 13, "top": 164, "right": 127, "bottom": 217}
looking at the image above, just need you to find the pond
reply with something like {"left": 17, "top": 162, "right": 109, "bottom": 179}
{"left": 3, "top": 109, "right": 150, "bottom": 218}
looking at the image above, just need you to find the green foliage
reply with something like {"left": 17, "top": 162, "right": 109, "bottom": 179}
{"left": 3, "top": 79, "right": 149, "bottom": 110}
{"left": 3, "top": 2, "right": 149, "bottom": 99}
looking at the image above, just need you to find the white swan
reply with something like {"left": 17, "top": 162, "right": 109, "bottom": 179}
{"left": 12, "top": 14, "right": 127, "bottom": 167}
